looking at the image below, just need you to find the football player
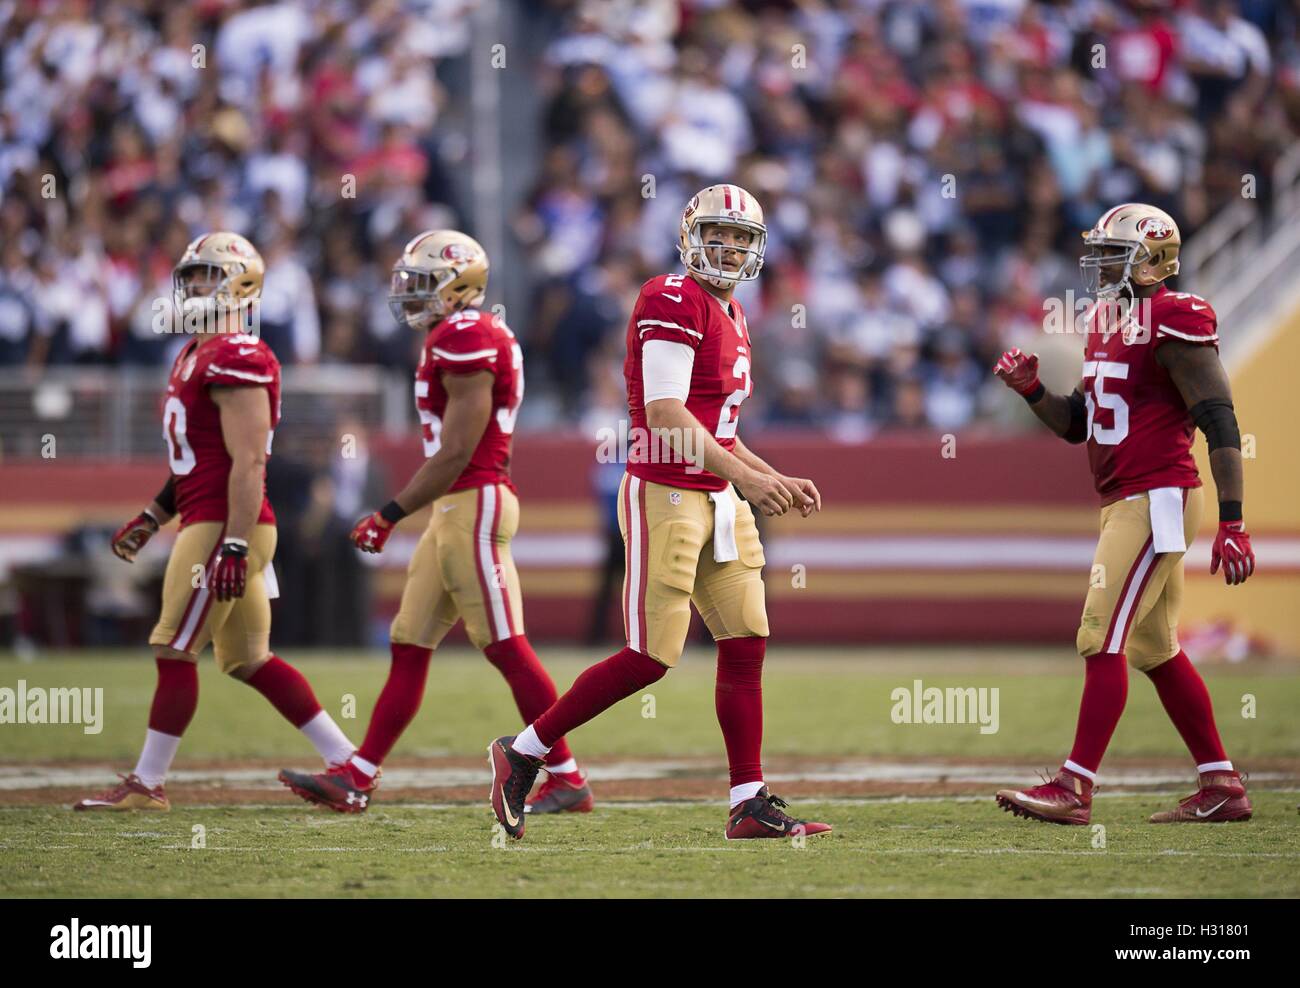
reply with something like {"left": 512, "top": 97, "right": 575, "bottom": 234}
{"left": 278, "top": 231, "right": 591, "bottom": 814}
{"left": 993, "top": 203, "right": 1255, "bottom": 825}
{"left": 487, "top": 185, "right": 831, "bottom": 840}
{"left": 75, "top": 233, "right": 355, "bottom": 811}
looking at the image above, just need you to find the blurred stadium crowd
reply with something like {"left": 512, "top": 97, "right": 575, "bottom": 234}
{"left": 2, "top": 0, "right": 1297, "bottom": 434}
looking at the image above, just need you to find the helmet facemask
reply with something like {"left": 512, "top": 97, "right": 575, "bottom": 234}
{"left": 1079, "top": 237, "right": 1146, "bottom": 299}
{"left": 681, "top": 219, "right": 766, "bottom": 289}
{"left": 388, "top": 264, "right": 487, "bottom": 331}
{"left": 172, "top": 261, "right": 254, "bottom": 328}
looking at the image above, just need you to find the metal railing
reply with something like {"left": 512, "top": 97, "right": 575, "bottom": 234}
{"left": 0, "top": 366, "right": 412, "bottom": 460}
{"left": 1181, "top": 140, "right": 1300, "bottom": 343}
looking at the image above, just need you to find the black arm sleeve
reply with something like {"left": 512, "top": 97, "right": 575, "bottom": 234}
{"left": 1189, "top": 398, "right": 1241, "bottom": 452}
{"left": 1063, "top": 390, "right": 1088, "bottom": 444}
{"left": 153, "top": 476, "right": 177, "bottom": 516}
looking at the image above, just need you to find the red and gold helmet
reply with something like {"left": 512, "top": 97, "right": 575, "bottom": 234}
{"left": 172, "top": 232, "right": 264, "bottom": 317}
{"left": 1080, "top": 203, "right": 1181, "bottom": 298}
{"left": 678, "top": 184, "right": 767, "bottom": 289}
{"left": 389, "top": 230, "right": 489, "bottom": 331}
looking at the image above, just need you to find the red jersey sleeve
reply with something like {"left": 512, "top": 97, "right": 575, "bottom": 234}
{"left": 1154, "top": 294, "right": 1219, "bottom": 350}
{"left": 430, "top": 316, "right": 500, "bottom": 375}
{"left": 203, "top": 336, "right": 279, "bottom": 388}
{"left": 634, "top": 281, "right": 705, "bottom": 350}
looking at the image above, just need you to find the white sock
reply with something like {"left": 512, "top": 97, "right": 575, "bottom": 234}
{"left": 545, "top": 757, "right": 578, "bottom": 775}
{"left": 300, "top": 710, "right": 355, "bottom": 767}
{"left": 1197, "top": 760, "right": 1233, "bottom": 774}
{"left": 351, "top": 754, "right": 379, "bottom": 780}
{"left": 512, "top": 724, "right": 551, "bottom": 759}
{"left": 729, "top": 781, "right": 764, "bottom": 808}
{"left": 133, "top": 729, "right": 182, "bottom": 788}
{"left": 1062, "top": 759, "right": 1097, "bottom": 783}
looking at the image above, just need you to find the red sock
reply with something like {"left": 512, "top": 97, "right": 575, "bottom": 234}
{"left": 1067, "top": 650, "right": 1128, "bottom": 775}
{"left": 357, "top": 643, "right": 432, "bottom": 768}
{"left": 245, "top": 654, "right": 322, "bottom": 728}
{"left": 148, "top": 657, "right": 199, "bottom": 736}
{"left": 716, "top": 637, "right": 765, "bottom": 788}
{"left": 484, "top": 636, "right": 574, "bottom": 768}
{"left": 1145, "top": 650, "right": 1229, "bottom": 765}
{"left": 534, "top": 646, "right": 666, "bottom": 748}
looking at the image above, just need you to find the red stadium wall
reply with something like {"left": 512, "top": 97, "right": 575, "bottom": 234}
{"left": 0, "top": 432, "right": 1106, "bottom": 646}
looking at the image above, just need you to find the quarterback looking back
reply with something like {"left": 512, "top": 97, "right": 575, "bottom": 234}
{"left": 488, "top": 184, "right": 832, "bottom": 841}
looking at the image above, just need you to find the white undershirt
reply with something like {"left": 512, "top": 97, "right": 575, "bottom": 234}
{"left": 642, "top": 339, "right": 695, "bottom": 403}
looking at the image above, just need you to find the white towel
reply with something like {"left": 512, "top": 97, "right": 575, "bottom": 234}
{"left": 1148, "top": 487, "right": 1187, "bottom": 554}
{"left": 263, "top": 562, "right": 280, "bottom": 600}
{"left": 708, "top": 489, "right": 739, "bottom": 562}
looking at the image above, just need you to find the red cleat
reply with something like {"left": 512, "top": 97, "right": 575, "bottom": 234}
{"left": 73, "top": 773, "right": 170, "bottom": 812}
{"left": 1149, "top": 771, "right": 1252, "bottom": 823}
{"left": 278, "top": 763, "right": 379, "bottom": 814}
{"left": 526, "top": 770, "right": 594, "bottom": 815}
{"left": 726, "top": 786, "right": 831, "bottom": 840}
{"left": 996, "top": 769, "right": 1092, "bottom": 825}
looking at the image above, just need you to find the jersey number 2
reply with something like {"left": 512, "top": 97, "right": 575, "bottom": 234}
{"left": 715, "top": 355, "right": 751, "bottom": 439}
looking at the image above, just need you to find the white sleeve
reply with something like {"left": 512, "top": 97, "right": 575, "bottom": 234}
{"left": 642, "top": 339, "right": 695, "bottom": 403}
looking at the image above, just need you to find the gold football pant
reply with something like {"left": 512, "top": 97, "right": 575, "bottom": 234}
{"left": 1076, "top": 486, "right": 1203, "bottom": 671}
{"left": 390, "top": 483, "right": 526, "bottom": 651}
{"left": 619, "top": 474, "right": 769, "bottom": 668}
{"left": 149, "top": 522, "right": 277, "bottom": 674}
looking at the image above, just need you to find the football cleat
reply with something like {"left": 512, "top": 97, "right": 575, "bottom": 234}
{"left": 278, "top": 764, "right": 379, "bottom": 814}
{"left": 488, "top": 736, "right": 542, "bottom": 839}
{"left": 725, "top": 786, "right": 832, "bottom": 840}
{"left": 73, "top": 774, "right": 170, "bottom": 812}
{"left": 995, "top": 769, "right": 1092, "bottom": 825}
{"left": 525, "top": 770, "right": 594, "bottom": 815}
{"left": 1149, "top": 771, "right": 1252, "bottom": 823}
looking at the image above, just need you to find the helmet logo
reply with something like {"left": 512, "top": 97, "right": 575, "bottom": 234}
{"left": 440, "top": 243, "right": 474, "bottom": 262}
{"left": 1137, "top": 216, "right": 1174, "bottom": 241}
{"left": 226, "top": 239, "right": 245, "bottom": 256}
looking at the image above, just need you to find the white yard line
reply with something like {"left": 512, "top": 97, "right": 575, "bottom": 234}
{"left": 4, "top": 761, "right": 1296, "bottom": 791}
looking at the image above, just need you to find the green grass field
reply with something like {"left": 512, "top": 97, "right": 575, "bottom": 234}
{"left": 2, "top": 647, "right": 1298, "bottom": 898}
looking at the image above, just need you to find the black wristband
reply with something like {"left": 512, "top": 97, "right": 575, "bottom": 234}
{"left": 1219, "top": 500, "right": 1243, "bottom": 524}
{"left": 379, "top": 500, "right": 409, "bottom": 525}
{"left": 220, "top": 537, "right": 249, "bottom": 558}
{"left": 154, "top": 476, "right": 177, "bottom": 516}
{"left": 1023, "top": 381, "right": 1046, "bottom": 404}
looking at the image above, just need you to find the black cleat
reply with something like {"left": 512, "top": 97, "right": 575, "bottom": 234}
{"left": 487, "top": 736, "right": 543, "bottom": 839}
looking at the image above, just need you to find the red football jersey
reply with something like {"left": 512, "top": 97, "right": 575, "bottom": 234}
{"left": 414, "top": 308, "right": 522, "bottom": 493}
{"left": 1082, "top": 285, "right": 1218, "bottom": 504}
{"left": 163, "top": 333, "right": 280, "bottom": 527}
{"left": 624, "top": 272, "right": 753, "bottom": 492}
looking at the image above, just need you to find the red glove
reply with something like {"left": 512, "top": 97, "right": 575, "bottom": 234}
{"left": 111, "top": 510, "right": 160, "bottom": 562}
{"left": 350, "top": 512, "right": 394, "bottom": 554}
{"left": 1210, "top": 521, "right": 1255, "bottom": 586}
{"left": 210, "top": 538, "right": 249, "bottom": 602}
{"left": 993, "top": 348, "right": 1042, "bottom": 397}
